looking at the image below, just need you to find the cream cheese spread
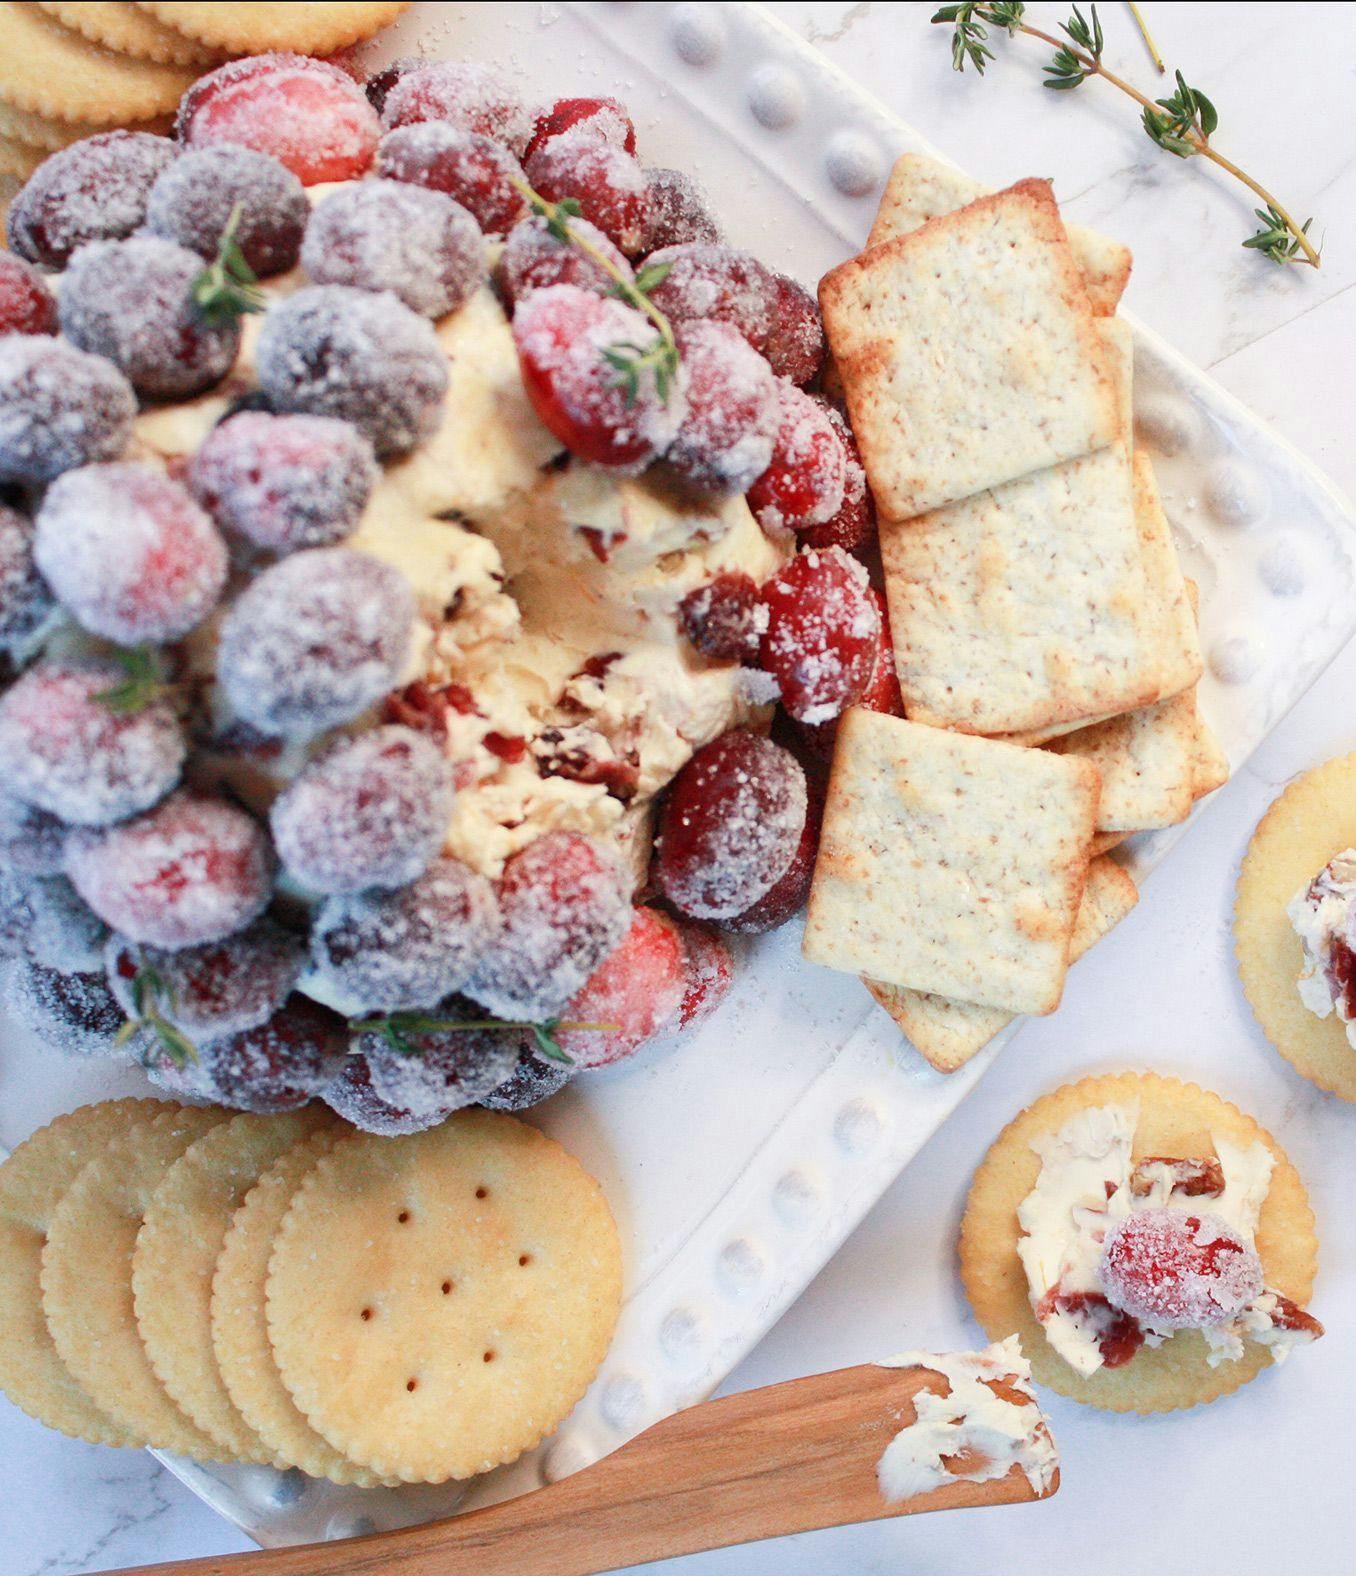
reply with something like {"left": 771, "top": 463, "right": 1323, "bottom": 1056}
{"left": 1287, "top": 850, "right": 1356, "bottom": 1043}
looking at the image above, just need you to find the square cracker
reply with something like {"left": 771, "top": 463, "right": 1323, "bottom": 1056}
{"left": 1132, "top": 447, "right": 1202, "bottom": 702}
{"left": 820, "top": 178, "right": 1120, "bottom": 519}
{"left": 867, "top": 153, "right": 1132, "bottom": 317}
{"left": 1048, "top": 690, "right": 1199, "bottom": 833}
{"left": 803, "top": 711, "right": 1100, "bottom": 1015}
{"left": 864, "top": 856, "right": 1138, "bottom": 1072}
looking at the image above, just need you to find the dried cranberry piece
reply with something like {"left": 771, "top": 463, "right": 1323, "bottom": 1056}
{"left": 760, "top": 546, "right": 880, "bottom": 724}
{"left": 1099, "top": 1208, "right": 1264, "bottom": 1329}
{"left": 678, "top": 572, "right": 766, "bottom": 665}
{"left": 556, "top": 907, "right": 686, "bottom": 1069}
{"left": 144, "top": 145, "right": 308, "bottom": 277}
{"left": 377, "top": 123, "right": 528, "bottom": 235}
{"left": 533, "top": 726, "right": 640, "bottom": 802}
{"left": 1329, "top": 934, "right": 1356, "bottom": 1020}
{"left": 0, "top": 253, "right": 57, "bottom": 337}
{"left": 1039, "top": 1289, "right": 1145, "bottom": 1369}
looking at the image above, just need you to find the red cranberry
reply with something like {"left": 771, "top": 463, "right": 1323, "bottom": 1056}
{"left": 365, "top": 57, "right": 423, "bottom": 117}
{"left": 673, "top": 921, "right": 734, "bottom": 1029}
{"left": 796, "top": 587, "right": 901, "bottom": 759}
{"left": 0, "top": 254, "right": 57, "bottom": 337}
{"left": 643, "top": 168, "right": 721, "bottom": 250}
{"left": 526, "top": 97, "right": 636, "bottom": 161}
{"left": 678, "top": 572, "right": 766, "bottom": 665}
{"left": 189, "top": 996, "right": 349, "bottom": 1113}
{"left": 721, "top": 804, "right": 818, "bottom": 934}
{"left": 1100, "top": 1209, "right": 1264, "bottom": 1330}
{"left": 762, "top": 274, "right": 825, "bottom": 386}
{"left": 3, "top": 960, "right": 127, "bottom": 1059}
{"left": 645, "top": 243, "right": 778, "bottom": 351}
{"left": 760, "top": 546, "right": 879, "bottom": 724}
{"left": 0, "top": 337, "right": 135, "bottom": 486}
{"left": 324, "top": 1053, "right": 451, "bottom": 1136}
{"left": 479, "top": 1048, "right": 573, "bottom": 1112}
{"left": 357, "top": 993, "right": 524, "bottom": 1116}
{"left": 666, "top": 320, "right": 778, "bottom": 494}
{"left": 0, "top": 502, "right": 54, "bottom": 653}
{"left": 746, "top": 381, "right": 848, "bottom": 533}
{"left": 377, "top": 123, "right": 528, "bottom": 235}
{"left": 524, "top": 138, "right": 649, "bottom": 256}
{"left": 0, "top": 795, "right": 68, "bottom": 878}
{"left": 497, "top": 213, "right": 633, "bottom": 307}
{"left": 144, "top": 145, "right": 308, "bottom": 277}
{"left": 801, "top": 403, "right": 875, "bottom": 554}
{"left": 380, "top": 61, "right": 536, "bottom": 158}
{"left": 0, "top": 871, "right": 107, "bottom": 974}
{"left": 556, "top": 907, "right": 686, "bottom": 1069}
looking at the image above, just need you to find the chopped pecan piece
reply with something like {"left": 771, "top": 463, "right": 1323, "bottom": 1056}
{"left": 1266, "top": 1292, "right": 1324, "bottom": 1340}
{"left": 1129, "top": 1155, "right": 1225, "bottom": 1199}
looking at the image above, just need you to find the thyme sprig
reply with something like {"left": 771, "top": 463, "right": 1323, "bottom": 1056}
{"left": 115, "top": 961, "right": 197, "bottom": 1068}
{"left": 192, "top": 202, "right": 266, "bottom": 324}
{"left": 349, "top": 1012, "right": 622, "bottom": 1068}
{"left": 930, "top": 3, "right": 1320, "bottom": 268}
{"left": 95, "top": 646, "right": 179, "bottom": 715}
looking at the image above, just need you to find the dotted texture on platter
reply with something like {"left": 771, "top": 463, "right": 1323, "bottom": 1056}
{"left": 35, "top": 2, "right": 223, "bottom": 66}
{"left": 136, "top": 1, "right": 411, "bottom": 54}
{"left": 1235, "top": 754, "right": 1356, "bottom": 1100}
{"left": 959, "top": 1072, "right": 1318, "bottom": 1413}
{"left": 265, "top": 1111, "right": 622, "bottom": 1483}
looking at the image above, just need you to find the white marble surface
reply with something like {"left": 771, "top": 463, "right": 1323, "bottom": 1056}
{"left": 4, "top": 3, "right": 1355, "bottom": 1572}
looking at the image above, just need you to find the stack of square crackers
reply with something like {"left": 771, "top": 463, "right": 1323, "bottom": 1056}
{"left": 805, "top": 159, "right": 1228, "bottom": 1075}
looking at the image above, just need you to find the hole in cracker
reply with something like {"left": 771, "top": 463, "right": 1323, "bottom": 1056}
{"left": 397, "top": 1209, "right": 411, "bottom": 1224}
{"left": 406, "top": 1377, "right": 418, "bottom": 1392}
{"left": 441, "top": 1280, "right": 453, "bottom": 1295}
{"left": 360, "top": 1307, "right": 373, "bottom": 1321}
{"left": 483, "top": 1349, "right": 495, "bottom": 1363}
{"left": 475, "top": 1186, "right": 488, "bottom": 1200}
{"left": 518, "top": 1254, "right": 531, "bottom": 1267}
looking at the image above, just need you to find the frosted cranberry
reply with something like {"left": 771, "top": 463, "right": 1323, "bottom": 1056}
{"left": 0, "top": 870, "right": 31, "bottom": 957}
{"left": 191, "top": 996, "right": 348, "bottom": 1113}
{"left": 527, "top": 97, "right": 636, "bottom": 161}
{"left": 1100, "top": 1208, "right": 1264, "bottom": 1330}
{"left": 2, "top": 873, "right": 108, "bottom": 974}
{"left": 105, "top": 916, "right": 305, "bottom": 1041}
{"left": 762, "top": 274, "right": 824, "bottom": 386}
{"left": 497, "top": 214, "right": 633, "bottom": 307}
{"left": 802, "top": 404, "right": 875, "bottom": 553}
{"left": 0, "top": 503, "right": 53, "bottom": 652}
{"left": 0, "top": 254, "right": 57, "bottom": 337}
{"left": 190, "top": 411, "right": 377, "bottom": 553}
{"left": 144, "top": 145, "right": 308, "bottom": 277}
{"left": 0, "top": 337, "right": 135, "bottom": 485}
{"left": 218, "top": 548, "right": 415, "bottom": 738}
{"left": 513, "top": 284, "right": 684, "bottom": 471}
{"left": 556, "top": 907, "right": 685, "bottom": 1070}
{"left": 760, "top": 546, "right": 879, "bottom": 724}
{"left": 0, "top": 795, "right": 68, "bottom": 878}
{"left": 0, "top": 659, "right": 184, "bottom": 827}
{"left": 270, "top": 726, "right": 455, "bottom": 894}
{"left": 673, "top": 921, "right": 734, "bottom": 1029}
{"left": 655, "top": 730, "right": 807, "bottom": 921}
{"left": 324, "top": 1053, "right": 448, "bottom": 1136}
{"left": 178, "top": 53, "right": 379, "bottom": 185}
{"left": 643, "top": 168, "right": 721, "bottom": 250}
{"left": 3, "top": 961, "right": 128, "bottom": 1058}
{"left": 302, "top": 179, "right": 484, "bottom": 318}
{"left": 380, "top": 61, "right": 536, "bottom": 160}
{"left": 646, "top": 244, "right": 778, "bottom": 351}
{"left": 358, "top": 994, "right": 524, "bottom": 1114}
{"left": 464, "top": 832, "right": 631, "bottom": 1021}
{"left": 796, "top": 587, "right": 901, "bottom": 759}
{"left": 377, "top": 123, "right": 527, "bottom": 235}
{"left": 6, "top": 131, "right": 176, "bottom": 268}
{"left": 257, "top": 284, "right": 448, "bottom": 456}
{"left": 365, "top": 58, "right": 423, "bottom": 117}
{"left": 35, "top": 464, "right": 227, "bottom": 645}
{"left": 666, "top": 320, "right": 778, "bottom": 494}
{"left": 722, "top": 806, "right": 818, "bottom": 934}
{"left": 524, "top": 139, "right": 648, "bottom": 256}
{"left": 747, "top": 382, "right": 847, "bottom": 533}
{"left": 678, "top": 572, "right": 766, "bottom": 665}
{"left": 479, "top": 1046, "right": 574, "bottom": 1112}
{"left": 66, "top": 791, "right": 273, "bottom": 949}
{"left": 310, "top": 857, "right": 500, "bottom": 1013}
{"left": 60, "top": 237, "right": 241, "bottom": 400}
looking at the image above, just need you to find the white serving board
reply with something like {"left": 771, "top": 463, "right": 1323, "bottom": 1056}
{"left": 2, "top": 0, "right": 1354, "bottom": 1550}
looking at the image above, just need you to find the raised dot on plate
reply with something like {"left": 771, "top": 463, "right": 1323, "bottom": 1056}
{"left": 660, "top": 1305, "right": 706, "bottom": 1364}
{"left": 325, "top": 1514, "right": 377, "bottom": 1542}
{"left": 600, "top": 1371, "right": 647, "bottom": 1431}
{"left": 825, "top": 130, "right": 883, "bottom": 197}
{"left": 747, "top": 63, "right": 803, "bottom": 129}
{"left": 1205, "top": 461, "right": 1269, "bottom": 527}
{"left": 1132, "top": 395, "right": 1200, "bottom": 458}
{"left": 669, "top": 3, "right": 726, "bottom": 66}
{"left": 543, "top": 1435, "right": 597, "bottom": 1483}
{"left": 1209, "top": 632, "right": 1264, "bottom": 685}
{"left": 1257, "top": 533, "right": 1308, "bottom": 597}
{"left": 834, "top": 1097, "right": 883, "bottom": 1156}
{"left": 773, "top": 1168, "right": 821, "bottom": 1226}
{"left": 718, "top": 1237, "right": 766, "bottom": 1293}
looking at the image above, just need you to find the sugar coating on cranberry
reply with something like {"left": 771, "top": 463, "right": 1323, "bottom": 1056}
{"left": 721, "top": 806, "right": 818, "bottom": 934}
{"left": 105, "top": 916, "right": 305, "bottom": 1042}
{"left": 646, "top": 244, "right": 778, "bottom": 352}
{"left": 302, "top": 179, "right": 484, "bottom": 319}
{"left": 666, "top": 320, "right": 778, "bottom": 494}
{"left": 218, "top": 548, "right": 415, "bottom": 738}
{"left": 270, "top": 726, "right": 455, "bottom": 894}
{"left": 6, "top": 874, "right": 108, "bottom": 974}
{"left": 513, "top": 284, "right": 685, "bottom": 472}
{"left": 190, "top": 995, "right": 349, "bottom": 1113}
{"left": 655, "top": 730, "right": 807, "bottom": 921}
{"left": 1100, "top": 1208, "right": 1264, "bottom": 1330}
{"left": 524, "top": 138, "right": 649, "bottom": 256}
{"left": 678, "top": 571, "right": 767, "bottom": 665}
{"left": 464, "top": 831, "right": 632, "bottom": 1021}
{"left": 763, "top": 274, "right": 825, "bottom": 387}
{"left": 6, "top": 131, "right": 177, "bottom": 269}
{"left": 178, "top": 53, "right": 380, "bottom": 185}
{"left": 801, "top": 402, "right": 875, "bottom": 554}
{"left": 0, "top": 336, "right": 135, "bottom": 486}
{"left": 59, "top": 236, "right": 241, "bottom": 401}
{"left": 0, "top": 253, "right": 57, "bottom": 337}
{"left": 257, "top": 284, "right": 448, "bottom": 457}
{"left": 66, "top": 790, "right": 273, "bottom": 950}
{"left": 0, "top": 658, "right": 184, "bottom": 827}
{"left": 556, "top": 907, "right": 686, "bottom": 1070}
{"left": 526, "top": 97, "right": 636, "bottom": 161}
{"left": 643, "top": 168, "right": 722, "bottom": 251}
{"left": 674, "top": 921, "right": 734, "bottom": 1029}
{"left": 377, "top": 123, "right": 527, "bottom": 236}
{"left": 0, "top": 503, "right": 53, "bottom": 653}
{"left": 747, "top": 381, "right": 848, "bottom": 534}
{"left": 144, "top": 145, "right": 308, "bottom": 278}
{"left": 479, "top": 1046, "right": 574, "bottom": 1112}
{"left": 760, "top": 546, "right": 879, "bottom": 725}
{"left": 359, "top": 995, "right": 524, "bottom": 1115}
{"left": 380, "top": 61, "right": 536, "bottom": 160}
{"left": 310, "top": 857, "right": 500, "bottom": 1013}
{"left": 797, "top": 586, "right": 901, "bottom": 758}
{"left": 0, "top": 795, "right": 67, "bottom": 878}
{"left": 35, "top": 464, "right": 227, "bottom": 646}
{"left": 190, "top": 411, "right": 378, "bottom": 554}
{"left": 3, "top": 960, "right": 128, "bottom": 1058}
{"left": 365, "top": 57, "right": 423, "bottom": 117}
{"left": 497, "top": 214, "right": 633, "bottom": 307}
{"left": 324, "top": 1052, "right": 449, "bottom": 1136}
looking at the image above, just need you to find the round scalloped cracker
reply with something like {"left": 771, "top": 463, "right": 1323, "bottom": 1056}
{"left": 212, "top": 1124, "right": 392, "bottom": 1487}
{"left": 1235, "top": 753, "right": 1356, "bottom": 1100}
{"left": 0, "top": 132, "right": 43, "bottom": 179}
{"left": 41, "top": 1101, "right": 234, "bottom": 1456}
{"left": 0, "top": 1099, "right": 164, "bottom": 1446}
{"left": 0, "top": 2, "right": 198, "bottom": 125}
{"left": 36, "top": 2, "right": 222, "bottom": 66}
{"left": 266, "top": 1110, "right": 622, "bottom": 1483}
{"left": 960, "top": 1072, "right": 1318, "bottom": 1413}
{"left": 132, "top": 1106, "right": 333, "bottom": 1464}
{"left": 136, "top": 1, "right": 411, "bottom": 55}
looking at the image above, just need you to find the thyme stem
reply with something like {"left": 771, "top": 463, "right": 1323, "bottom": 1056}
{"left": 1126, "top": 2, "right": 1164, "bottom": 74}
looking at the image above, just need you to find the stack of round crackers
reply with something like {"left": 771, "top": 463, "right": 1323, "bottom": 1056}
{"left": 0, "top": 1099, "right": 621, "bottom": 1483}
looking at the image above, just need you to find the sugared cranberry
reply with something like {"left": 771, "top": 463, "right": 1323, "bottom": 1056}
{"left": 497, "top": 213, "right": 633, "bottom": 307}
{"left": 556, "top": 907, "right": 686, "bottom": 1069}
{"left": 365, "top": 57, "right": 423, "bottom": 117}
{"left": 526, "top": 97, "right": 636, "bottom": 162}
{"left": 66, "top": 790, "right": 273, "bottom": 949}
{"left": 1100, "top": 1209, "right": 1264, "bottom": 1329}
{"left": 190, "top": 411, "right": 377, "bottom": 554}
{"left": 524, "top": 138, "right": 649, "bottom": 256}
{"left": 0, "top": 795, "right": 68, "bottom": 878}
{"left": 310, "top": 856, "right": 500, "bottom": 1013}
{"left": 666, "top": 320, "right": 778, "bottom": 494}
{"left": 0, "top": 658, "right": 184, "bottom": 827}
{"left": 256, "top": 284, "right": 448, "bottom": 456}
{"left": 6, "top": 131, "right": 176, "bottom": 269}
{"left": 0, "top": 503, "right": 53, "bottom": 653}
{"left": 189, "top": 995, "right": 348, "bottom": 1112}
{"left": 673, "top": 921, "right": 735, "bottom": 1029}
{"left": 479, "top": 1046, "right": 574, "bottom": 1112}
{"left": 5, "top": 872, "right": 107, "bottom": 974}
{"left": 678, "top": 572, "right": 766, "bottom": 665}
{"left": 35, "top": 464, "right": 227, "bottom": 645}
{"left": 802, "top": 402, "right": 875, "bottom": 554}
{"left": 762, "top": 274, "right": 825, "bottom": 386}
{"left": 144, "top": 145, "right": 308, "bottom": 277}
{"left": 377, "top": 122, "right": 527, "bottom": 235}
{"left": 760, "top": 546, "right": 879, "bottom": 724}
{"left": 324, "top": 1052, "right": 450, "bottom": 1136}
{"left": 0, "top": 253, "right": 57, "bottom": 337}
{"left": 270, "top": 726, "right": 455, "bottom": 894}
{"left": 721, "top": 804, "right": 818, "bottom": 934}
{"left": 302, "top": 179, "right": 484, "bottom": 319}
{"left": 747, "top": 381, "right": 848, "bottom": 534}
{"left": 60, "top": 237, "right": 241, "bottom": 401}
{"left": 3, "top": 960, "right": 128, "bottom": 1058}
{"left": 513, "top": 284, "right": 684, "bottom": 471}
{"left": 0, "top": 337, "right": 135, "bottom": 486}
{"left": 642, "top": 168, "right": 721, "bottom": 251}
{"left": 645, "top": 243, "right": 779, "bottom": 352}
{"left": 464, "top": 831, "right": 632, "bottom": 1021}
{"left": 380, "top": 61, "right": 536, "bottom": 160}
{"left": 178, "top": 53, "right": 380, "bottom": 185}
{"left": 358, "top": 993, "right": 524, "bottom": 1115}
{"left": 797, "top": 587, "right": 901, "bottom": 759}
{"left": 655, "top": 730, "right": 807, "bottom": 921}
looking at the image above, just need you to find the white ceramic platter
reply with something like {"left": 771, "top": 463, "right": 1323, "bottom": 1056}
{"left": 3, "top": 0, "right": 1354, "bottom": 1550}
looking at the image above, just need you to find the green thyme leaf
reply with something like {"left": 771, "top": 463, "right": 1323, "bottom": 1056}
{"left": 95, "top": 646, "right": 172, "bottom": 715}
{"left": 191, "top": 203, "right": 265, "bottom": 325}
{"left": 631, "top": 259, "right": 674, "bottom": 297}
